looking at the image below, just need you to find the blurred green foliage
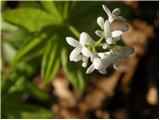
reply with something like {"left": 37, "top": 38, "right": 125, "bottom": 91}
{"left": 1, "top": 1, "right": 133, "bottom": 118}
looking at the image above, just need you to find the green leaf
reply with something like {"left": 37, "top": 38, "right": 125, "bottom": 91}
{"left": 8, "top": 77, "right": 26, "bottom": 93}
{"left": 62, "top": 2, "right": 69, "bottom": 19}
{"left": 2, "top": 8, "right": 61, "bottom": 32}
{"left": 1, "top": 19, "right": 18, "bottom": 31}
{"left": 26, "top": 81, "right": 49, "bottom": 101}
{"left": 1, "top": 20, "right": 32, "bottom": 48}
{"left": 20, "top": 107, "right": 53, "bottom": 119}
{"left": 14, "top": 32, "right": 47, "bottom": 62}
{"left": 2, "top": 42, "right": 16, "bottom": 64}
{"left": 53, "top": 1, "right": 71, "bottom": 20}
{"left": 2, "top": 93, "right": 53, "bottom": 119}
{"left": 61, "top": 48, "right": 86, "bottom": 92}
{"left": 41, "top": 35, "right": 60, "bottom": 84}
{"left": 41, "top": 1, "right": 62, "bottom": 23}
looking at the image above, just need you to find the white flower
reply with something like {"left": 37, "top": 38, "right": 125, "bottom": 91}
{"left": 95, "top": 20, "right": 123, "bottom": 45}
{"left": 86, "top": 46, "right": 134, "bottom": 74}
{"left": 86, "top": 53, "right": 106, "bottom": 74}
{"left": 102, "top": 4, "right": 125, "bottom": 23}
{"left": 97, "top": 16, "right": 105, "bottom": 29}
{"left": 109, "top": 46, "right": 135, "bottom": 69}
{"left": 66, "top": 32, "right": 94, "bottom": 67}
{"left": 86, "top": 52, "right": 112, "bottom": 74}
{"left": 66, "top": 4, "right": 135, "bottom": 75}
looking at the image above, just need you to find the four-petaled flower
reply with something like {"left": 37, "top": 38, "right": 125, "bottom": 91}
{"left": 102, "top": 4, "right": 125, "bottom": 23}
{"left": 95, "top": 19, "right": 124, "bottom": 47}
{"left": 66, "top": 32, "right": 94, "bottom": 67}
{"left": 86, "top": 52, "right": 112, "bottom": 74}
{"left": 66, "top": 4, "right": 135, "bottom": 74}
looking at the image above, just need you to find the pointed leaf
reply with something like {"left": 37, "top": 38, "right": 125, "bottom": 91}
{"left": 14, "top": 33, "right": 47, "bottom": 62}
{"left": 41, "top": 1, "right": 62, "bottom": 23}
{"left": 2, "top": 8, "right": 61, "bottom": 32}
{"left": 41, "top": 35, "right": 61, "bottom": 84}
{"left": 61, "top": 48, "right": 86, "bottom": 92}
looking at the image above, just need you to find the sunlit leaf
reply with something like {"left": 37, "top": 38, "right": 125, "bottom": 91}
{"left": 2, "top": 42, "right": 16, "bottom": 64}
{"left": 1, "top": 20, "right": 32, "bottom": 48}
{"left": 41, "top": 35, "right": 61, "bottom": 84}
{"left": 14, "top": 33, "right": 47, "bottom": 62}
{"left": 2, "top": 8, "right": 61, "bottom": 32}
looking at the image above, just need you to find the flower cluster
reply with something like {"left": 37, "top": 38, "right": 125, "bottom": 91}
{"left": 66, "top": 4, "right": 135, "bottom": 74}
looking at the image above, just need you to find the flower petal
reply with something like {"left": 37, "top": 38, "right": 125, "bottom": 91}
{"left": 93, "top": 58, "right": 104, "bottom": 70}
{"left": 124, "top": 46, "right": 135, "bottom": 56}
{"left": 106, "top": 37, "right": 113, "bottom": 44}
{"left": 97, "top": 16, "right": 104, "bottom": 29}
{"left": 101, "top": 52, "right": 111, "bottom": 60}
{"left": 69, "top": 47, "right": 81, "bottom": 61}
{"left": 113, "top": 37, "right": 120, "bottom": 41}
{"left": 80, "top": 32, "right": 88, "bottom": 46}
{"left": 102, "top": 4, "right": 112, "bottom": 17}
{"left": 82, "top": 63, "right": 86, "bottom": 68}
{"left": 101, "top": 54, "right": 112, "bottom": 67}
{"left": 81, "top": 47, "right": 92, "bottom": 57}
{"left": 116, "top": 16, "right": 126, "bottom": 21}
{"left": 98, "top": 52, "right": 106, "bottom": 58}
{"left": 66, "top": 37, "right": 79, "bottom": 47}
{"left": 104, "top": 20, "right": 111, "bottom": 35}
{"left": 109, "top": 49, "right": 118, "bottom": 60}
{"left": 82, "top": 57, "right": 88, "bottom": 68}
{"left": 102, "top": 43, "right": 108, "bottom": 49}
{"left": 98, "top": 67, "right": 106, "bottom": 74}
{"left": 113, "top": 61, "right": 120, "bottom": 70}
{"left": 86, "top": 64, "right": 95, "bottom": 74}
{"left": 95, "top": 30, "right": 104, "bottom": 38}
{"left": 91, "top": 53, "right": 98, "bottom": 62}
{"left": 112, "top": 30, "right": 123, "bottom": 38}
{"left": 118, "top": 23, "right": 129, "bottom": 32}
{"left": 74, "top": 55, "right": 82, "bottom": 62}
{"left": 112, "top": 8, "right": 121, "bottom": 16}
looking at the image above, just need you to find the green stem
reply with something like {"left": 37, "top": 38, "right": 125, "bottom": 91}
{"left": 63, "top": 2, "right": 69, "bottom": 19}
{"left": 67, "top": 24, "right": 80, "bottom": 38}
{"left": 94, "top": 38, "right": 104, "bottom": 47}
{"left": 92, "top": 37, "right": 104, "bottom": 52}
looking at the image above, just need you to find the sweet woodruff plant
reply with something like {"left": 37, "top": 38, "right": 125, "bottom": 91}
{"left": 66, "top": 4, "right": 135, "bottom": 74}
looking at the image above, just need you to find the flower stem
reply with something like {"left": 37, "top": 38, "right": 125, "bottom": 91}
{"left": 67, "top": 24, "right": 80, "bottom": 38}
{"left": 94, "top": 37, "right": 104, "bottom": 47}
{"left": 92, "top": 38, "right": 104, "bottom": 52}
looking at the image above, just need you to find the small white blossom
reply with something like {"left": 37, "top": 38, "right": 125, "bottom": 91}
{"left": 66, "top": 4, "right": 135, "bottom": 75}
{"left": 86, "top": 52, "right": 113, "bottom": 74}
{"left": 86, "top": 45, "right": 134, "bottom": 73}
{"left": 66, "top": 32, "right": 94, "bottom": 67}
{"left": 86, "top": 53, "right": 106, "bottom": 74}
{"left": 95, "top": 20, "right": 123, "bottom": 45}
{"left": 109, "top": 46, "right": 135, "bottom": 69}
{"left": 97, "top": 16, "right": 105, "bottom": 29}
{"left": 102, "top": 4, "right": 125, "bottom": 23}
